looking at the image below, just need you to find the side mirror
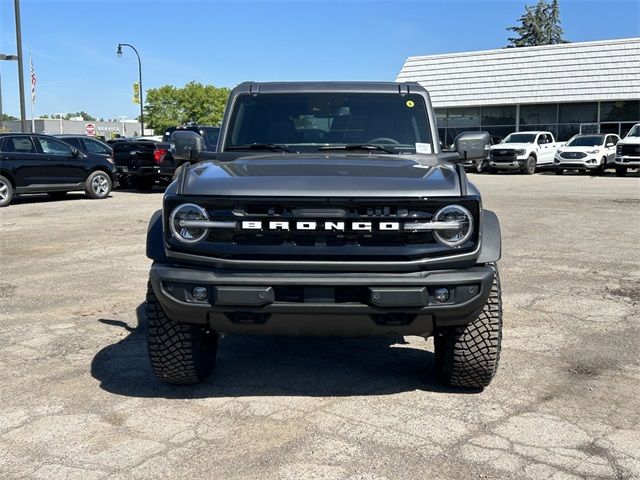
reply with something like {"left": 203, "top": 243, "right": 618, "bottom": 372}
{"left": 71, "top": 147, "right": 81, "bottom": 157}
{"left": 453, "top": 131, "right": 491, "bottom": 162}
{"left": 171, "top": 130, "right": 204, "bottom": 162}
{"left": 606, "top": 143, "right": 614, "bottom": 147}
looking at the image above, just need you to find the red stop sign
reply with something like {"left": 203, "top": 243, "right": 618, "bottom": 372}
{"left": 85, "top": 123, "right": 95, "bottom": 136}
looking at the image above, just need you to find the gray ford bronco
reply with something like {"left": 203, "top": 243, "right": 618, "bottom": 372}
{"left": 145, "top": 82, "right": 503, "bottom": 389}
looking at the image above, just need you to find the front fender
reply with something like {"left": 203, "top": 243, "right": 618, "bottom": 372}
{"left": 146, "top": 209, "right": 167, "bottom": 262}
{"left": 478, "top": 209, "right": 502, "bottom": 264}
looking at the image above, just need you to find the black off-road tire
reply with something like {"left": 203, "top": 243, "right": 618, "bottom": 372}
{"left": 615, "top": 166, "right": 627, "bottom": 177}
{"left": 555, "top": 168, "right": 564, "bottom": 175}
{"left": 524, "top": 156, "right": 536, "bottom": 175}
{"left": 0, "top": 175, "right": 14, "bottom": 207}
{"left": 146, "top": 283, "right": 218, "bottom": 385}
{"left": 434, "top": 264, "right": 502, "bottom": 389}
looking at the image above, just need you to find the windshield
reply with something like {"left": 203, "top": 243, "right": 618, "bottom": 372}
{"left": 626, "top": 125, "right": 640, "bottom": 137}
{"left": 224, "top": 93, "right": 432, "bottom": 154}
{"left": 566, "top": 135, "right": 604, "bottom": 147}
{"left": 503, "top": 133, "right": 537, "bottom": 144}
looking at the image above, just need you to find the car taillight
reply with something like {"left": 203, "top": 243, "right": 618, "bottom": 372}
{"left": 154, "top": 148, "right": 167, "bottom": 164}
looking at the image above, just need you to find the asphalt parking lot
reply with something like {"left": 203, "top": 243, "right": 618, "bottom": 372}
{"left": 0, "top": 171, "right": 639, "bottom": 479}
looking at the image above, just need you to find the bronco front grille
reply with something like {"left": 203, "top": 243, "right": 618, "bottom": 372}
{"left": 164, "top": 197, "right": 480, "bottom": 262}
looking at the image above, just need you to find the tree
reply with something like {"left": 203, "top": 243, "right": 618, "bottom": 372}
{"left": 144, "top": 81, "right": 230, "bottom": 134}
{"left": 63, "top": 111, "right": 96, "bottom": 121}
{"left": 507, "top": 0, "right": 567, "bottom": 47}
{"left": 1, "top": 113, "right": 18, "bottom": 121}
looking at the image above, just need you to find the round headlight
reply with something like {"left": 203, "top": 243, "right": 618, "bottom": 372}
{"left": 433, "top": 205, "right": 474, "bottom": 247}
{"left": 169, "top": 203, "right": 209, "bottom": 244}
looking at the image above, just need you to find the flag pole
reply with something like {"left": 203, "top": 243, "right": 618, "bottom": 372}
{"left": 29, "top": 49, "right": 35, "bottom": 133}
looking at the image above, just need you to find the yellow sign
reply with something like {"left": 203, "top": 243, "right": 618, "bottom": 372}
{"left": 132, "top": 82, "right": 140, "bottom": 104}
{"left": 406, "top": 100, "right": 415, "bottom": 108}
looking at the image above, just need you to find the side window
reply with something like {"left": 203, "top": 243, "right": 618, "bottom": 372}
{"left": 84, "top": 138, "right": 111, "bottom": 155}
{"left": 537, "top": 134, "right": 546, "bottom": 144}
{"left": 38, "top": 137, "right": 73, "bottom": 155}
{"left": 63, "top": 137, "right": 81, "bottom": 149}
{"left": 3, "top": 136, "right": 37, "bottom": 153}
{"left": 609, "top": 135, "right": 619, "bottom": 146}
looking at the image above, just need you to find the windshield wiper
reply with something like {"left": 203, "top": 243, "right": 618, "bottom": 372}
{"left": 226, "top": 143, "right": 291, "bottom": 152}
{"left": 318, "top": 144, "right": 397, "bottom": 154}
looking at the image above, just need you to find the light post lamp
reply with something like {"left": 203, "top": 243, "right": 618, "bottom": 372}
{"left": 117, "top": 43, "right": 144, "bottom": 136}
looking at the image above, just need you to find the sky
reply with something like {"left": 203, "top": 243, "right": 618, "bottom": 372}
{"left": 1, "top": 0, "right": 639, "bottom": 120}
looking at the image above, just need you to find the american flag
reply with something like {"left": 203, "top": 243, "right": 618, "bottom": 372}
{"left": 30, "top": 57, "right": 36, "bottom": 104}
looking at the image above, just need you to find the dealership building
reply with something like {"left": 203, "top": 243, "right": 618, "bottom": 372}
{"left": 396, "top": 37, "right": 640, "bottom": 144}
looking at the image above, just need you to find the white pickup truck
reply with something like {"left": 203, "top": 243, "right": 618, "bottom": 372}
{"left": 614, "top": 123, "right": 640, "bottom": 177}
{"left": 488, "top": 131, "right": 559, "bottom": 174}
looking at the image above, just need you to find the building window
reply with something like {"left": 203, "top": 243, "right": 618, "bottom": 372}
{"left": 446, "top": 107, "right": 480, "bottom": 128}
{"left": 481, "top": 106, "right": 516, "bottom": 126}
{"left": 520, "top": 104, "right": 558, "bottom": 125}
{"left": 434, "top": 109, "right": 447, "bottom": 128}
{"left": 482, "top": 126, "right": 517, "bottom": 140}
{"left": 559, "top": 103, "right": 598, "bottom": 124}
{"left": 521, "top": 124, "right": 557, "bottom": 138}
{"left": 600, "top": 101, "right": 640, "bottom": 122}
{"left": 557, "top": 124, "right": 581, "bottom": 141}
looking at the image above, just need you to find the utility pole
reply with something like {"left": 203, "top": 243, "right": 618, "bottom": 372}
{"left": 14, "top": 0, "right": 27, "bottom": 132}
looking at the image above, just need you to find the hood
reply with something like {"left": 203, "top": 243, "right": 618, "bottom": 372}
{"left": 558, "top": 145, "right": 602, "bottom": 152}
{"left": 181, "top": 154, "right": 461, "bottom": 197}
{"left": 490, "top": 143, "right": 530, "bottom": 150}
{"left": 620, "top": 137, "right": 640, "bottom": 145}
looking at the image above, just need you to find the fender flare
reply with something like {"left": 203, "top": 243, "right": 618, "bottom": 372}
{"left": 146, "top": 209, "right": 168, "bottom": 262}
{"left": 478, "top": 209, "right": 502, "bottom": 264}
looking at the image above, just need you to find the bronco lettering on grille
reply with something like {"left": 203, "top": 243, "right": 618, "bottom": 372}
{"left": 240, "top": 221, "right": 401, "bottom": 232}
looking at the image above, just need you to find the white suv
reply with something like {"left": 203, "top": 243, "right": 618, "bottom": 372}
{"left": 554, "top": 133, "right": 619, "bottom": 175}
{"left": 615, "top": 124, "right": 640, "bottom": 177}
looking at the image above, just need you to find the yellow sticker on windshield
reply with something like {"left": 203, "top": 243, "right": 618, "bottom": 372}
{"left": 406, "top": 100, "right": 415, "bottom": 108}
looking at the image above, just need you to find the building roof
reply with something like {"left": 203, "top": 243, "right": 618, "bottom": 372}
{"left": 396, "top": 38, "right": 640, "bottom": 108}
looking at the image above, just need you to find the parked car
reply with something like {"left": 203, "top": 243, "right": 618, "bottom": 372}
{"left": 0, "top": 133, "right": 115, "bottom": 207}
{"left": 111, "top": 138, "right": 169, "bottom": 190}
{"left": 614, "top": 123, "right": 640, "bottom": 177}
{"left": 488, "top": 131, "right": 558, "bottom": 174}
{"left": 554, "top": 134, "right": 619, "bottom": 175}
{"left": 55, "top": 134, "right": 113, "bottom": 160}
{"left": 144, "top": 81, "right": 504, "bottom": 389}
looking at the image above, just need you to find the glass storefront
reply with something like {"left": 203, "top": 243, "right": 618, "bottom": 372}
{"left": 436, "top": 100, "right": 640, "bottom": 145}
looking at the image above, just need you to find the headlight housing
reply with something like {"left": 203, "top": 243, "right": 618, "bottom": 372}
{"left": 432, "top": 205, "right": 474, "bottom": 247}
{"left": 586, "top": 149, "right": 599, "bottom": 154}
{"left": 169, "top": 203, "right": 209, "bottom": 244}
{"left": 515, "top": 149, "right": 526, "bottom": 156}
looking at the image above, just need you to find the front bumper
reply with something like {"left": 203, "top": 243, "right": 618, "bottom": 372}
{"left": 149, "top": 263, "right": 495, "bottom": 337}
{"left": 615, "top": 156, "right": 640, "bottom": 167}
{"left": 554, "top": 157, "right": 602, "bottom": 170}
{"left": 489, "top": 157, "right": 527, "bottom": 170}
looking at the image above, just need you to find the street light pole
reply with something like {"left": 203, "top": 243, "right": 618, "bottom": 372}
{"left": 117, "top": 43, "right": 144, "bottom": 136}
{"left": 14, "top": 0, "right": 27, "bottom": 133}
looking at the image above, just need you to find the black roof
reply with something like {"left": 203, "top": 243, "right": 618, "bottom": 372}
{"left": 231, "top": 81, "right": 426, "bottom": 95}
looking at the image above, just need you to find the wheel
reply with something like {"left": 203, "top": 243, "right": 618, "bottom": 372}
{"left": 47, "top": 191, "right": 68, "bottom": 200}
{"left": 555, "top": 168, "right": 564, "bottom": 175}
{"left": 147, "top": 282, "right": 218, "bottom": 384}
{"left": 434, "top": 264, "right": 502, "bottom": 389}
{"left": 615, "top": 166, "right": 627, "bottom": 177}
{"left": 524, "top": 156, "right": 536, "bottom": 175}
{"left": 0, "top": 175, "right": 14, "bottom": 207}
{"left": 487, "top": 166, "right": 497, "bottom": 174}
{"left": 131, "top": 177, "right": 155, "bottom": 191}
{"left": 85, "top": 171, "right": 112, "bottom": 199}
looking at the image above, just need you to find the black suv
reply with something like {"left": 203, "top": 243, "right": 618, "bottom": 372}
{"left": 55, "top": 134, "right": 113, "bottom": 160}
{"left": 146, "top": 82, "right": 503, "bottom": 389}
{"left": 0, "top": 133, "right": 116, "bottom": 207}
